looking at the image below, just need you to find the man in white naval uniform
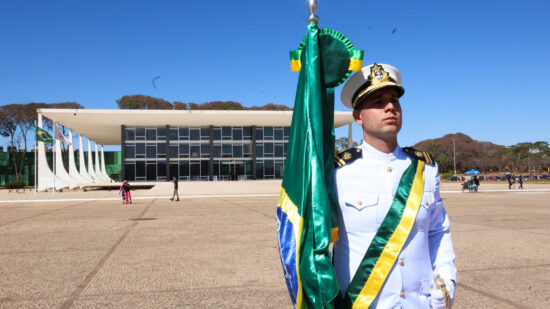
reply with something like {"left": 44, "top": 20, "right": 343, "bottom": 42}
{"left": 333, "top": 63, "right": 456, "bottom": 308}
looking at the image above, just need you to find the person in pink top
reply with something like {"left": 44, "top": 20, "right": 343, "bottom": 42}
{"left": 121, "top": 180, "right": 132, "bottom": 204}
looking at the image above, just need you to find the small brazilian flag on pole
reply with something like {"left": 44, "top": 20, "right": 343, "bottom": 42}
{"left": 276, "top": 19, "right": 363, "bottom": 308}
{"left": 35, "top": 127, "right": 53, "bottom": 145}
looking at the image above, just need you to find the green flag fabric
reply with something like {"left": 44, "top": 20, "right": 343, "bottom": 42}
{"left": 276, "top": 21, "right": 340, "bottom": 309}
{"left": 35, "top": 126, "right": 53, "bottom": 145}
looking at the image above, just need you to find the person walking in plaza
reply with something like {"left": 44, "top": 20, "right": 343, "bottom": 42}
{"left": 122, "top": 180, "right": 132, "bottom": 204}
{"left": 118, "top": 183, "right": 125, "bottom": 204}
{"left": 508, "top": 175, "right": 513, "bottom": 190}
{"left": 334, "top": 63, "right": 457, "bottom": 308}
{"left": 519, "top": 175, "right": 524, "bottom": 189}
{"left": 170, "top": 176, "right": 179, "bottom": 201}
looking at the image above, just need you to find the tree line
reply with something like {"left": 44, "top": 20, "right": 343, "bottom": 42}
{"left": 0, "top": 102, "right": 84, "bottom": 181}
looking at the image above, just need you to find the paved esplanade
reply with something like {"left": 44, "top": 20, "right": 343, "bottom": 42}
{"left": 1, "top": 185, "right": 549, "bottom": 308}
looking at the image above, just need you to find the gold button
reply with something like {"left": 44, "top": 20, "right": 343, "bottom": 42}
{"left": 391, "top": 195, "right": 395, "bottom": 199}
{"left": 400, "top": 290, "right": 405, "bottom": 297}
{"left": 399, "top": 259, "right": 404, "bottom": 266}
{"left": 387, "top": 167, "right": 392, "bottom": 172}
{"left": 358, "top": 201, "right": 362, "bottom": 206}
{"left": 425, "top": 201, "right": 429, "bottom": 205}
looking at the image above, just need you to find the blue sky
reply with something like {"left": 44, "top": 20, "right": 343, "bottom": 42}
{"left": 1, "top": 0, "right": 549, "bottom": 149}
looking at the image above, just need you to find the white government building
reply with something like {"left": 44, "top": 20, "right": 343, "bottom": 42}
{"left": 36, "top": 108, "right": 354, "bottom": 191}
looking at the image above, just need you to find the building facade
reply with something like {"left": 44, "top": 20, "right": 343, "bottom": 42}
{"left": 122, "top": 126, "right": 289, "bottom": 181}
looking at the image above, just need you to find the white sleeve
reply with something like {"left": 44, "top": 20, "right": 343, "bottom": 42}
{"left": 428, "top": 166, "right": 457, "bottom": 287}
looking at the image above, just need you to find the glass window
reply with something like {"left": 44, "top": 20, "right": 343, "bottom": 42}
{"left": 275, "top": 143, "right": 283, "bottom": 157}
{"left": 136, "top": 143, "right": 145, "bottom": 158}
{"left": 125, "top": 145, "right": 135, "bottom": 159}
{"left": 157, "top": 143, "right": 166, "bottom": 158}
{"left": 274, "top": 128, "right": 283, "bottom": 140}
{"left": 275, "top": 161, "right": 284, "bottom": 178}
{"left": 125, "top": 128, "right": 135, "bottom": 141}
{"left": 124, "top": 163, "right": 135, "bottom": 181}
{"left": 169, "top": 128, "right": 178, "bottom": 141}
{"left": 222, "top": 143, "right": 232, "bottom": 157}
{"left": 255, "top": 127, "right": 263, "bottom": 140}
{"left": 158, "top": 161, "right": 167, "bottom": 177}
{"left": 284, "top": 142, "right": 288, "bottom": 156}
{"left": 212, "top": 161, "right": 219, "bottom": 177}
{"left": 245, "top": 160, "right": 253, "bottom": 176}
{"left": 170, "top": 163, "right": 178, "bottom": 179}
{"left": 222, "top": 127, "right": 232, "bottom": 140}
{"left": 179, "top": 143, "right": 189, "bottom": 156}
{"left": 136, "top": 161, "right": 145, "bottom": 178}
{"left": 190, "top": 161, "right": 201, "bottom": 178}
{"left": 190, "top": 128, "right": 200, "bottom": 140}
{"left": 157, "top": 127, "right": 166, "bottom": 140}
{"left": 201, "top": 143, "right": 210, "bottom": 156}
{"left": 190, "top": 145, "right": 200, "bottom": 158}
{"left": 146, "top": 162, "right": 156, "bottom": 181}
{"left": 146, "top": 144, "right": 156, "bottom": 158}
{"left": 201, "top": 160, "right": 209, "bottom": 176}
{"left": 233, "top": 144, "right": 243, "bottom": 158}
{"left": 136, "top": 128, "right": 145, "bottom": 140}
{"left": 179, "top": 161, "right": 189, "bottom": 178}
{"left": 201, "top": 128, "right": 210, "bottom": 140}
{"left": 284, "top": 127, "right": 290, "bottom": 139}
{"left": 264, "top": 127, "right": 273, "bottom": 140}
{"left": 220, "top": 160, "right": 230, "bottom": 177}
{"left": 213, "top": 144, "right": 221, "bottom": 158}
{"left": 265, "top": 160, "right": 274, "bottom": 176}
{"left": 264, "top": 142, "right": 273, "bottom": 156}
{"left": 256, "top": 161, "right": 264, "bottom": 179}
{"left": 243, "top": 127, "right": 252, "bottom": 140}
{"left": 213, "top": 128, "right": 221, "bottom": 140}
{"left": 170, "top": 145, "right": 178, "bottom": 158}
{"left": 256, "top": 143, "right": 264, "bottom": 157}
{"left": 179, "top": 128, "right": 189, "bottom": 140}
{"left": 146, "top": 128, "right": 156, "bottom": 140}
{"left": 243, "top": 143, "right": 251, "bottom": 158}
{"left": 232, "top": 128, "right": 242, "bottom": 140}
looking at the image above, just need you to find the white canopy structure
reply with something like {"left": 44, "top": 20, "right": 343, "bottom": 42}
{"left": 36, "top": 108, "right": 354, "bottom": 190}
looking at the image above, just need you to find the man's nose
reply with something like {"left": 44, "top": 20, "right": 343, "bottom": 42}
{"left": 384, "top": 101, "right": 397, "bottom": 112}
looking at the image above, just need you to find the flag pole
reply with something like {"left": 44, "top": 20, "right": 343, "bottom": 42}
{"left": 34, "top": 122, "right": 37, "bottom": 197}
{"left": 308, "top": 0, "right": 319, "bottom": 23}
{"left": 53, "top": 137, "right": 56, "bottom": 197}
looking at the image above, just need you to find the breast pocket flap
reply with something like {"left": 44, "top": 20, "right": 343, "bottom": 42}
{"left": 344, "top": 193, "right": 379, "bottom": 211}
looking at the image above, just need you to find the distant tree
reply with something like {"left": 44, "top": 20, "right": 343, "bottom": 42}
{"left": 192, "top": 101, "right": 245, "bottom": 110}
{"left": 0, "top": 105, "right": 26, "bottom": 181}
{"left": 173, "top": 102, "right": 189, "bottom": 110}
{"left": 335, "top": 137, "right": 359, "bottom": 152}
{"left": 117, "top": 95, "right": 172, "bottom": 110}
{"left": 435, "top": 153, "right": 451, "bottom": 173}
{"left": 249, "top": 103, "right": 293, "bottom": 111}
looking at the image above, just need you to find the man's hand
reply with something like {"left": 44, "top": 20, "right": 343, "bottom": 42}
{"left": 431, "top": 275, "right": 455, "bottom": 309}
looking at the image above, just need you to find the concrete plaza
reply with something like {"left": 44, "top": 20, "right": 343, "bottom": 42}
{"left": 1, "top": 183, "right": 549, "bottom": 308}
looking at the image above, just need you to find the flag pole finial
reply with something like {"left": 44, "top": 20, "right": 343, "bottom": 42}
{"left": 307, "top": 0, "right": 319, "bottom": 23}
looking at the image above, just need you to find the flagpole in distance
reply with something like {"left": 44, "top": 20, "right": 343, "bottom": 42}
{"left": 34, "top": 121, "right": 37, "bottom": 197}
{"left": 307, "top": 0, "right": 319, "bottom": 23}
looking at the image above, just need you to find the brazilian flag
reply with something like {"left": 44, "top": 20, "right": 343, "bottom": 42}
{"left": 35, "top": 127, "right": 53, "bottom": 145}
{"left": 276, "top": 21, "right": 363, "bottom": 308}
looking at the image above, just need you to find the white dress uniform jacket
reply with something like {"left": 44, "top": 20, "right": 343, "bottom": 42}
{"left": 334, "top": 142, "right": 457, "bottom": 308}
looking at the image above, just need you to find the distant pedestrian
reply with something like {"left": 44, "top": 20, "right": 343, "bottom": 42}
{"left": 519, "top": 175, "right": 524, "bottom": 189}
{"left": 122, "top": 180, "right": 132, "bottom": 204}
{"left": 508, "top": 175, "right": 512, "bottom": 190}
{"left": 170, "top": 176, "right": 179, "bottom": 201}
{"left": 118, "top": 183, "right": 125, "bottom": 204}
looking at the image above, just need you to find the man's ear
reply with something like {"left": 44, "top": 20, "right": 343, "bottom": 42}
{"left": 353, "top": 108, "right": 362, "bottom": 125}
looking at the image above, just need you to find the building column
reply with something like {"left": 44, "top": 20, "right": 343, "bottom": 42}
{"left": 209, "top": 125, "right": 214, "bottom": 180}
{"left": 165, "top": 125, "right": 170, "bottom": 179}
{"left": 121, "top": 125, "right": 126, "bottom": 181}
{"left": 251, "top": 125, "right": 257, "bottom": 180}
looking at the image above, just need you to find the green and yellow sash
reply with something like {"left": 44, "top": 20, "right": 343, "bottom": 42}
{"left": 343, "top": 158, "right": 425, "bottom": 308}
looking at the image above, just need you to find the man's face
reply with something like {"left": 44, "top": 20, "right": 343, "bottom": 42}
{"left": 352, "top": 87, "right": 402, "bottom": 142}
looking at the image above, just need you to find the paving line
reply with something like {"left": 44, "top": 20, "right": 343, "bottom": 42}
{"left": 0, "top": 194, "right": 279, "bottom": 204}
{"left": 59, "top": 199, "right": 156, "bottom": 309}
{"left": 440, "top": 189, "right": 550, "bottom": 194}
{"left": 459, "top": 282, "right": 532, "bottom": 309}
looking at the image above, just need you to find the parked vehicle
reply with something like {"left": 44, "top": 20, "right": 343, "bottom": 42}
{"left": 449, "top": 176, "right": 461, "bottom": 181}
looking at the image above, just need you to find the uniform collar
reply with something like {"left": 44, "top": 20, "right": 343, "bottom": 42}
{"left": 359, "top": 141, "right": 405, "bottom": 162}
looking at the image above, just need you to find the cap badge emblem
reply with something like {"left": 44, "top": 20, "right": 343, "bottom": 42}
{"left": 368, "top": 63, "right": 390, "bottom": 85}
{"left": 342, "top": 152, "right": 352, "bottom": 160}
{"left": 415, "top": 151, "right": 423, "bottom": 158}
